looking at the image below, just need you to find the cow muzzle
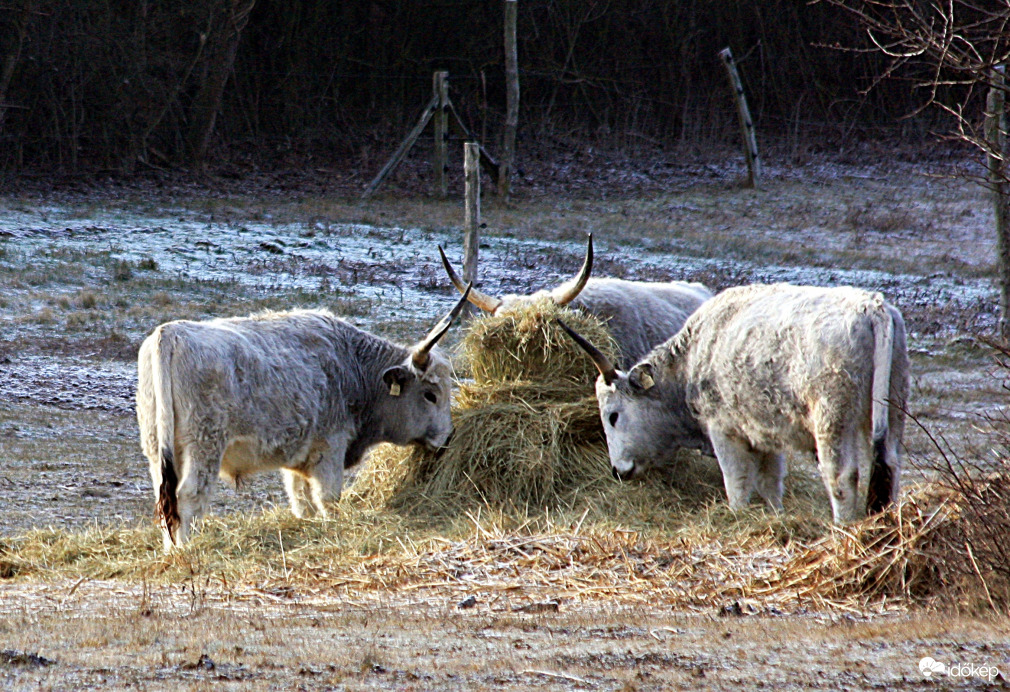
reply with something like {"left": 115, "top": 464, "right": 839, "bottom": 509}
{"left": 611, "top": 464, "right": 636, "bottom": 481}
{"left": 422, "top": 428, "right": 454, "bottom": 453}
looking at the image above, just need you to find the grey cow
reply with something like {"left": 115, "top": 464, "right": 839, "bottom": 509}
{"left": 439, "top": 234, "right": 712, "bottom": 367}
{"left": 137, "top": 288, "right": 471, "bottom": 551}
{"left": 560, "top": 283, "right": 909, "bottom": 523}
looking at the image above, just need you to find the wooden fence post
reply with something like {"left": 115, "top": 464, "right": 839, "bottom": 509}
{"left": 463, "top": 142, "right": 481, "bottom": 315}
{"left": 986, "top": 66, "right": 1010, "bottom": 339}
{"left": 719, "top": 47, "right": 761, "bottom": 189}
{"left": 499, "top": 0, "right": 519, "bottom": 200}
{"left": 361, "top": 91, "right": 439, "bottom": 199}
{"left": 433, "top": 71, "right": 449, "bottom": 198}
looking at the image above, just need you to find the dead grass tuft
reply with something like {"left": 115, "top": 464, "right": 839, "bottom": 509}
{"left": 762, "top": 478, "right": 1010, "bottom": 612}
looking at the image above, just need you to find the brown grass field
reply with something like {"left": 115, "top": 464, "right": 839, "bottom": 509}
{"left": 2, "top": 151, "right": 1009, "bottom": 689}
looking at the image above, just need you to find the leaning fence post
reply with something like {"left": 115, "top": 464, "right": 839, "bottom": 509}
{"left": 462, "top": 142, "right": 481, "bottom": 315}
{"left": 433, "top": 71, "right": 450, "bottom": 198}
{"left": 719, "top": 47, "right": 761, "bottom": 189}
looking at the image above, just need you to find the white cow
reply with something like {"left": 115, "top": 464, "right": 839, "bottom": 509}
{"left": 439, "top": 234, "right": 712, "bottom": 367}
{"left": 560, "top": 283, "right": 909, "bottom": 523}
{"left": 137, "top": 288, "right": 471, "bottom": 551}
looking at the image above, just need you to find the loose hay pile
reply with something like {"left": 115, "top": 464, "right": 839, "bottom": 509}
{"left": 349, "top": 298, "right": 706, "bottom": 515}
{"left": 350, "top": 299, "right": 620, "bottom": 512}
{"left": 1, "top": 480, "right": 997, "bottom": 614}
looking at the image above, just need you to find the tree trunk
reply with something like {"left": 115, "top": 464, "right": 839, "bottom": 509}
{"left": 184, "top": 0, "right": 256, "bottom": 170}
{"left": 986, "top": 68, "right": 1010, "bottom": 341}
{"left": 0, "top": 0, "right": 33, "bottom": 133}
{"left": 499, "top": 0, "right": 519, "bottom": 200}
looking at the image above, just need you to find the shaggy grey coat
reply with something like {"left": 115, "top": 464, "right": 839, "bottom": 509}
{"left": 137, "top": 309, "right": 458, "bottom": 551}
{"left": 585, "top": 283, "right": 909, "bottom": 523}
{"left": 508, "top": 278, "right": 713, "bottom": 367}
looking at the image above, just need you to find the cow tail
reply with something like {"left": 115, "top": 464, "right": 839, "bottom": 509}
{"left": 151, "top": 330, "right": 180, "bottom": 544}
{"left": 866, "top": 305, "right": 896, "bottom": 514}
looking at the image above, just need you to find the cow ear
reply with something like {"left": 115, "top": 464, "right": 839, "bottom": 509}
{"left": 629, "top": 363, "right": 655, "bottom": 391}
{"left": 382, "top": 365, "right": 414, "bottom": 397}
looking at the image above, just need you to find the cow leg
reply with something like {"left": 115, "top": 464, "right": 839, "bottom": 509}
{"left": 708, "top": 429, "right": 757, "bottom": 510}
{"left": 173, "top": 440, "right": 224, "bottom": 548}
{"left": 304, "top": 437, "right": 347, "bottom": 518}
{"left": 754, "top": 451, "right": 786, "bottom": 513}
{"left": 816, "top": 428, "right": 861, "bottom": 523}
{"left": 281, "top": 470, "right": 317, "bottom": 518}
{"left": 305, "top": 455, "right": 343, "bottom": 519}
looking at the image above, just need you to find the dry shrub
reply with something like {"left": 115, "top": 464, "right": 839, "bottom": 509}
{"left": 765, "top": 474, "right": 1010, "bottom": 612}
{"left": 765, "top": 485, "right": 954, "bottom": 608}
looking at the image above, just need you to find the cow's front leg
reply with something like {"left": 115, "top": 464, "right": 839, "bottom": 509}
{"left": 708, "top": 428, "right": 758, "bottom": 510}
{"left": 305, "top": 434, "right": 347, "bottom": 518}
{"left": 305, "top": 455, "right": 343, "bottom": 519}
{"left": 754, "top": 450, "right": 786, "bottom": 513}
{"left": 283, "top": 435, "right": 347, "bottom": 519}
{"left": 282, "top": 469, "right": 316, "bottom": 518}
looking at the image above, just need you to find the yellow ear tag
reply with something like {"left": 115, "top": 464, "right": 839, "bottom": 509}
{"left": 389, "top": 382, "right": 401, "bottom": 397}
{"left": 639, "top": 372, "right": 655, "bottom": 390}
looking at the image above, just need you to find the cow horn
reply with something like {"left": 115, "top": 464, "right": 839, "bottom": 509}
{"left": 555, "top": 318, "right": 617, "bottom": 386}
{"left": 552, "top": 233, "right": 594, "bottom": 307}
{"left": 412, "top": 283, "right": 472, "bottom": 370}
{"left": 438, "top": 245, "right": 503, "bottom": 314}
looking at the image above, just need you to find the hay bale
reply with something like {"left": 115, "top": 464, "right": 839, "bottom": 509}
{"left": 462, "top": 298, "right": 619, "bottom": 388}
{"left": 348, "top": 300, "right": 624, "bottom": 512}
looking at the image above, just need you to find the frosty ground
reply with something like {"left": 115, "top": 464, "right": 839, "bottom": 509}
{"left": 1, "top": 154, "right": 1008, "bottom": 689}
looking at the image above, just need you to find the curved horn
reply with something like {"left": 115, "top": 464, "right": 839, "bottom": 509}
{"left": 412, "top": 283, "right": 472, "bottom": 370}
{"left": 553, "top": 233, "right": 593, "bottom": 307}
{"left": 556, "top": 318, "right": 617, "bottom": 386}
{"left": 437, "top": 245, "right": 503, "bottom": 314}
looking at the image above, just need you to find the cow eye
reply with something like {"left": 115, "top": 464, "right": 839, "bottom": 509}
{"left": 608, "top": 412, "right": 618, "bottom": 427}
{"left": 424, "top": 391, "right": 438, "bottom": 404}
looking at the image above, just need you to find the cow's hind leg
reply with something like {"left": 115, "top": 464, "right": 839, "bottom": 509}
{"left": 174, "top": 439, "right": 224, "bottom": 547}
{"left": 282, "top": 469, "right": 316, "bottom": 518}
{"left": 754, "top": 451, "right": 786, "bottom": 513}
{"left": 708, "top": 429, "right": 758, "bottom": 510}
{"left": 816, "top": 427, "right": 861, "bottom": 523}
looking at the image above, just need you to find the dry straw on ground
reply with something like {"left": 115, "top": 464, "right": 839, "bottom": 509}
{"left": 3, "top": 300, "right": 1005, "bottom": 615}
{"left": 1, "top": 483, "right": 995, "bottom": 613}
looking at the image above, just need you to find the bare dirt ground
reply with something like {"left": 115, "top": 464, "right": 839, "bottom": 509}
{"left": 2, "top": 579, "right": 1008, "bottom": 690}
{"left": 2, "top": 149, "right": 1009, "bottom": 689}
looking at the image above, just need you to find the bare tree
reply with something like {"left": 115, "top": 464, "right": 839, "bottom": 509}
{"left": 0, "top": 0, "right": 33, "bottom": 133}
{"left": 825, "top": 0, "right": 1010, "bottom": 338}
{"left": 184, "top": 0, "right": 257, "bottom": 170}
{"left": 499, "top": 0, "right": 519, "bottom": 200}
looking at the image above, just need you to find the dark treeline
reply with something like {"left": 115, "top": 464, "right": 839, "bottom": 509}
{"left": 0, "top": 0, "right": 934, "bottom": 176}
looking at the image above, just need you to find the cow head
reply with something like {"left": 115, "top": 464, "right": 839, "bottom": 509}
{"left": 379, "top": 286, "right": 471, "bottom": 450}
{"left": 557, "top": 319, "right": 695, "bottom": 479}
{"left": 438, "top": 233, "right": 594, "bottom": 314}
